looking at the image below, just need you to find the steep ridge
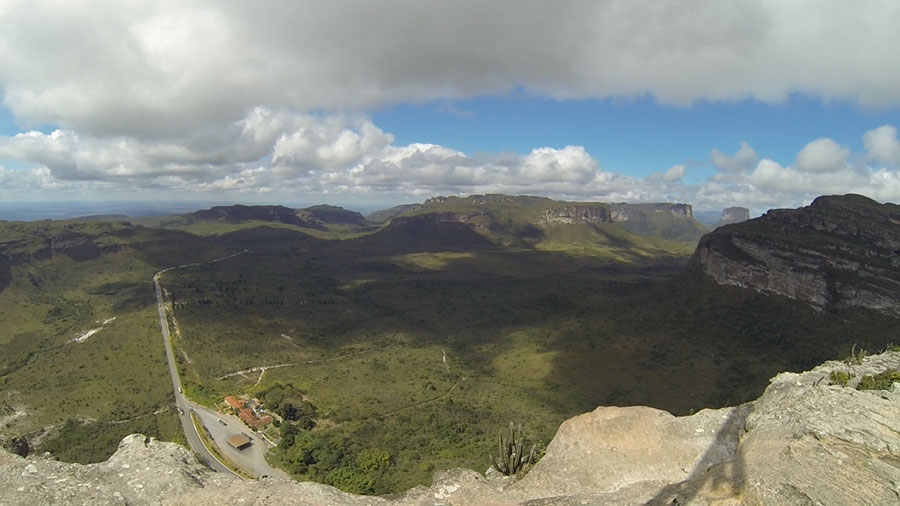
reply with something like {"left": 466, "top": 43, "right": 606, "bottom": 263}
{"left": 693, "top": 194, "right": 900, "bottom": 315}
{"left": 607, "top": 202, "right": 706, "bottom": 242}
{"left": 298, "top": 204, "right": 370, "bottom": 226}
{"left": 2, "top": 350, "right": 897, "bottom": 505}
{"left": 386, "top": 194, "right": 707, "bottom": 245}
{"left": 152, "top": 204, "right": 370, "bottom": 231}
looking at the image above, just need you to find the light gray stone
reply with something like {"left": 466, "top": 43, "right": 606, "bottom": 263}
{"left": 1, "top": 351, "right": 898, "bottom": 505}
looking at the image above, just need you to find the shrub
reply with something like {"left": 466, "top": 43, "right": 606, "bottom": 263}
{"left": 857, "top": 369, "right": 900, "bottom": 391}
{"left": 829, "top": 370, "right": 851, "bottom": 386}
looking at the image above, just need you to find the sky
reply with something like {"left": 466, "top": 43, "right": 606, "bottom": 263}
{"left": 1, "top": 1, "right": 899, "bottom": 215}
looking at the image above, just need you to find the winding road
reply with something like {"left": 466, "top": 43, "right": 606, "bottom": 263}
{"left": 153, "top": 251, "right": 287, "bottom": 480}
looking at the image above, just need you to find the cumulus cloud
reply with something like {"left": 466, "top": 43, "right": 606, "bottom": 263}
{"left": 863, "top": 125, "right": 900, "bottom": 166}
{"left": 689, "top": 126, "right": 900, "bottom": 211}
{"left": 0, "top": 109, "right": 630, "bottom": 200}
{"left": 711, "top": 142, "right": 758, "bottom": 173}
{"left": 794, "top": 138, "right": 850, "bottom": 173}
{"left": 1, "top": 1, "right": 899, "bottom": 139}
{"left": 2, "top": 1, "right": 899, "bottom": 210}
{"left": 645, "top": 164, "right": 686, "bottom": 184}
{"left": 2, "top": 108, "right": 900, "bottom": 212}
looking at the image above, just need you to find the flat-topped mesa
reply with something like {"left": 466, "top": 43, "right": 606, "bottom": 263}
{"left": 608, "top": 202, "right": 693, "bottom": 221}
{"left": 192, "top": 205, "right": 303, "bottom": 224}
{"left": 539, "top": 205, "right": 612, "bottom": 224}
{"left": 693, "top": 194, "right": 900, "bottom": 315}
{"left": 190, "top": 204, "right": 369, "bottom": 228}
{"left": 385, "top": 195, "right": 707, "bottom": 243}
{"left": 422, "top": 194, "right": 554, "bottom": 207}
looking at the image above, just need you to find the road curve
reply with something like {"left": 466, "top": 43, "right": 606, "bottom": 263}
{"left": 153, "top": 250, "right": 287, "bottom": 480}
{"left": 153, "top": 271, "right": 237, "bottom": 477}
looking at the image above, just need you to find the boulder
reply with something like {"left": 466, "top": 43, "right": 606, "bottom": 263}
{"left": 1, "top": 351, "right": 898, "bottom": 505}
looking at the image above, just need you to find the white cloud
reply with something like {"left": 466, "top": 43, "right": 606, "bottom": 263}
{"left": 518, "top": 147, "right": 597, "bottom": 184}
{"left": 2, "top": 105, "right": 899, "bottom": 215}
{"left": 711, "top": 142, "right": 758, "bottom": 173}
{"left": 794, "top": 138, "right": 850, "bottom": 173}
{"left": 645, "top": 164, "right": 686, "bottom": 184}
{"left": 2, "top": 1, "right": 899, "bottom": 211}
{"left": 663, "top": 165, "right": 686, "bottom": 182}
{"left": 1, "top": 1, "right": 899, "bottom": 139}
{"left": 863, "top": 125, "right": 900, "bottom": 166}
{"left": 271, "top": 116, "right": 394, "bottom": 174}
{"left": 687, "top": 132, "right": 900, "bottom": 212}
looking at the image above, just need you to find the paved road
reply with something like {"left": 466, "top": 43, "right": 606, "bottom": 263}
{"left": 188, "top": 403, "right": 287, "bottom": 478}
{"left": 154, "top": 259, "right": 287, "bottom": 480}
{"left": 153, "top": 271, "right": 234, "bottom": 476}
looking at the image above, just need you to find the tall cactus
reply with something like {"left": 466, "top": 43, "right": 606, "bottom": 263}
{"left": 489, "top": 422, "right": 537, "bottom": 476}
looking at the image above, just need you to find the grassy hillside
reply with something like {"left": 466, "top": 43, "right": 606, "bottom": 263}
{"left": 140, "top": 195, "right": 708, "bottom": 249}
{"left": 158, "top": 222, "right": 895, "bottom": 494}
{"left": 137, "top": 204, "right": 377, "bottom": 240}
{"left": 3, "top": 198, "right": 895, "bottom": 495}
{"left": 0, "top": 221, "right": 227, "bottom": 462}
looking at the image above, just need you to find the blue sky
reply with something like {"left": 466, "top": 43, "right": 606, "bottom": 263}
{"left": 1, "top": 1, "right": 899, "bottom": 214}
{"left": 373, "top": 94, "right": 899, "bottom": 184}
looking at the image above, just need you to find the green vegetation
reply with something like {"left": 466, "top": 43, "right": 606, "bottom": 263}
{"left": 0, "top": 220, "right": 215, "bottom": 462}
{"left": 845, "top": 344, "right": 868, "bottom": 365}
{"left": 489, "top": 422, "right": 538, "bottom": 476}
{"left": 3, "top": 196, "right": 898, "bottom": 496}
{"left": 36, "top": 414, "right": 182, "bottom": 464}
{"left": 829, "top": 370, "right": 851, "bottom": 386}
{"left": 273, "top": 426, "right": 395, "bottom": 494}
{"left": 856, "top": 370, "right": 900, "bottom": 391}
{"left": 257, "top": 383, "right": 317, "bottom": 428}
{"left": 159, "top": 221, "right": 896, "bottom": 494}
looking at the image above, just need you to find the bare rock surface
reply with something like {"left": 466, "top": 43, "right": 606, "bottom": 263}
{"left": 715, "top": 207, "right": 750, "bottom": 227}
{"left": 694, "top": 194, "right": 900, "bottom": 315}
{"left": 2, "top": 352, "right": 898, "bottom": 505}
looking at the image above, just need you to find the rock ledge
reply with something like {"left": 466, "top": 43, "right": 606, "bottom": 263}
{"left": 2, "top": 352, "right": 898, "bottom": 505}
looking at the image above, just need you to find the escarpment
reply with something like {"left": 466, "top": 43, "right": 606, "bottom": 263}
{"left": 693, "top": 194, "right": 900, "bottom": 315}
{"left": 539, "top": 205, "right": 612, "bottom": 224}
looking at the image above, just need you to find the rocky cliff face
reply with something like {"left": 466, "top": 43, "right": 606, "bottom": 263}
{"left": 539, "top": 205, "right": 612, "bottom": 224}
{"left": 382, "top": 195, "right": 705, "bottom": 242}
{"left": 3, "top": 351, "right": 898, "bottom": 505}
{"left": 0, "top": 221, "right": 133, "bottom": 267}
{"left": 190, "top": 204, "right": 369, "bottom": 229}
{"left": 716, "top": 207, "right": 750, "bottom": 227}
{"left": 693, "top": 194, "right": 900, "bottom": 315}
{"left": 609, "top": 202, "right": 693, "bottom": 221}
{"left": 297, "top": 205, "right": 370, "bottom": 226}
{"left": 191, "top": 205, "right": 324, "bottom": 229}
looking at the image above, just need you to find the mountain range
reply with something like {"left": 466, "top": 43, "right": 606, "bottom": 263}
{"left": 0, "top": 193, "right": 897, "bottom": 496}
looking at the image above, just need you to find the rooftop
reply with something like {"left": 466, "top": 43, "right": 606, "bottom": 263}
{"left": 225, "top": 434, "right": 251, "bottom": 449}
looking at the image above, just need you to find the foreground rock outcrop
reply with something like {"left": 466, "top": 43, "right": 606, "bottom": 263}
{"left": 694, "top": 194, "right": 900, "bottom": 315}
{"left": 2, "top": 350, "right": 898, "bottom": 505}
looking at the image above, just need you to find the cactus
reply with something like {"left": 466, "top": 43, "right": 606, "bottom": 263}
{"left": 489, "top": 422, "right": 537, "bottom": 476}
